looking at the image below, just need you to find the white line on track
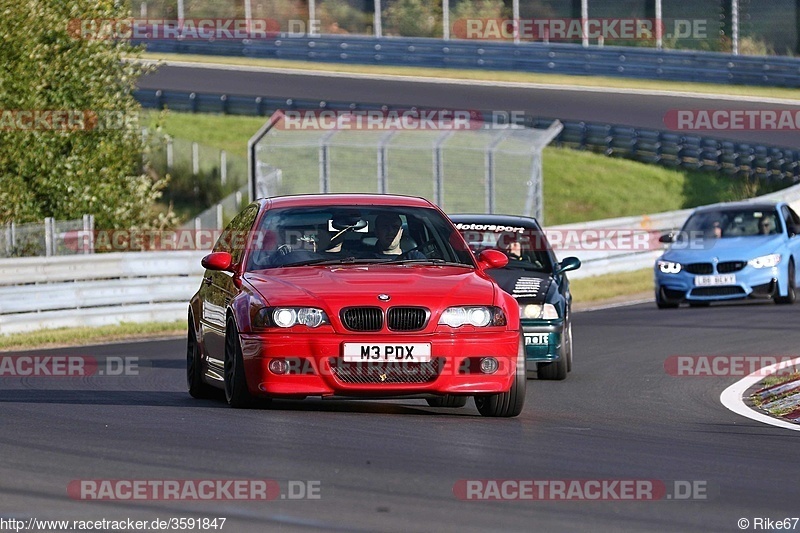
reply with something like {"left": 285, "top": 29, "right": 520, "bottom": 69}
{"left": 719, "top": 356, "right": 800, "bottom": 432}
{"left": 138, "top": 58, "right": 800, "bottom": 107}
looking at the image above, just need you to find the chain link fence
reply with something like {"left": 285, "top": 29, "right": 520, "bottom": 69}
{"left": 1, "top": 216, "right": 94, "bottom": 258}
{"left": 250, "top": 113, "right": 562, "bottom": 222}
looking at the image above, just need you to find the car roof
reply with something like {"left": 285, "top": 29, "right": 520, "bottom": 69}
{"left": 692, "top": 201, "right": 782, "bottom": 213}
{"left": 449, "top": 213, "right": 544, "bottom": 230}
{"left": 259, "top": 193, "right": 435, "bottom": 209}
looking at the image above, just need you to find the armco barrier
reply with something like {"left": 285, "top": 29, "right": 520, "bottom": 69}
{"left": 134, "top": 89, "right": 800, "bottom": 181}
{"left": 0, "top": 251, "right": 204, "bottom": 335}
{"left": 136, "top": 36, "right": 800, "bottom": 88}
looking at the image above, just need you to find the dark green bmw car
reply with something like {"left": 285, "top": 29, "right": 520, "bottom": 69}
{"left": 451, "top": 214, "right": 581, "bottom": 380}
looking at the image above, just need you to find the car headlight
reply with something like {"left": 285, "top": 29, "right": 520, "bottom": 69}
{"left": 748, "top": 254, "right": 781, "bottom": 269}
{"left": 520, "top": 303, "right": 559, "bottom": 320}
{"left": 439, "top": 306, "right": 506, "bottom": 327}
{"left": 657, "top": 260, "right": 682, "bottom": 274}
{"left": 272, "top": 307, "right": 330, "bottom": 328}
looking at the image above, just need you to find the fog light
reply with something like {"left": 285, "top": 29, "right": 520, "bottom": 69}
{"left": 268, "top": 359, "right": 288, "bottom": 375}
{"left": 480, "top": 357, "right": 499, "bottom": 374}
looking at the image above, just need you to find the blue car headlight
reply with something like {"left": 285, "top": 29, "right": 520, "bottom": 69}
{"left": 657, "top": 260, "right": 682, "bottom": 274}
{"left": 748, "top": 254, "right": 781, "bottom": 269}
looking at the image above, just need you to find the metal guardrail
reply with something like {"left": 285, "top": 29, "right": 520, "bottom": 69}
{"left": 0, "top": 251, "right": 204, "bottom": 335}
{"left": 136, "top": 36, "right": 800, "bottom": 88}
{"left": 134, "top": 89, "right": 800, "bottom": 181}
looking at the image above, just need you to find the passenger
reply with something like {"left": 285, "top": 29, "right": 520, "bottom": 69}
{"left": 372, "top": 213, "right": 425, "bottom": 259}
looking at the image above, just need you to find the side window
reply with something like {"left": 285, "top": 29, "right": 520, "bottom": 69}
{"left": 781, "top": 206, "right": 793, "bottom": 235}
{"left": 212, "top": 205, "right": 259, "bottom": 265}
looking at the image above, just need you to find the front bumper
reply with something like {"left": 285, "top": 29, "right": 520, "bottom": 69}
{"left": 238, "top": 330, "right": 521, "bottom": 398}
{"left": 522, "top": 319, "right": 564, "bottom": 364}
{"left": 655, "top": 266, "right": 779, "bottom": 303}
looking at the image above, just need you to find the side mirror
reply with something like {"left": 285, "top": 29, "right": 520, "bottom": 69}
{"left": 202, "top": 251, "right": 233, "bottom": 272}
{"left": 789, "top": 225, "right": 800, "bottom": 237}
{"left": 555, "top": 256, "right": 581, "bottom": 275}
{"left": 477, "top": 249, "right": 509, "bottom": 270}
{"left": 658, "top": 233, "right": 674, "bottom": 244}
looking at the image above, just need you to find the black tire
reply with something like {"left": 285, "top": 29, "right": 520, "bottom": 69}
{"left": 775, "top": 260, "right": 796, "bottom": 305}
{"left": 656, "top": 287, "right": 679, "bottom": 309}
{"left": 187, "top": 313, "right": 216, "bottom": 399}
{"left": 564, "top": 318, "right": 573, "bottom": 373}
{"left": 537, "top": 357, "right": 567, "bottom": 380}
{"left": 224, "top": 316, "right": 257, "bottom": 408}
{"left": 474, "top": 343, "right": 526, "bottom": 418}
{"left": 426, "top": 396, "right": 468, "bottom": 408}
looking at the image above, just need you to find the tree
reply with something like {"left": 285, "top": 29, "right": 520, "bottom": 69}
{"left": 0, "top": 0, "right": 171, "bottom": 230}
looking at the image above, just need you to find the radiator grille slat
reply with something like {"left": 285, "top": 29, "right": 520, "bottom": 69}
{"left": 387, "top": 307, "right": 427, "bottom": 331}
{"left": 341, "top": 307, "right": 382, "bottom": 331}
{"left": 330, "top": 358, "right": 443, "bottom": 384}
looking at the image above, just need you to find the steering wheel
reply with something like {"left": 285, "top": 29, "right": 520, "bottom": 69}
{"left": 276, "top": 244, "right": 292, "bottom": 256}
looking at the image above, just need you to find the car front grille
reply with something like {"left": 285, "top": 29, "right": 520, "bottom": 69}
{"left": 387, "top": 307, "right": 428, "bottom": 331}
{"left": 717, "top": 261, "right": 746, "bottom": 273}
{"left": 329, "top": 358, "right": 443, "bottom": 384}
{"left": 685, "top": 263, "right": 713, "bottom": 275}
{"left": 691, "top": 286, "right": 746, "bottom": 297}
{"left": 341, "top": 307, "right": 383, "bottom": 331}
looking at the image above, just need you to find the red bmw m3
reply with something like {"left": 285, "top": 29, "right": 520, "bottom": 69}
{"left": 188, "top": 194, "right": 525, "bottom": 417}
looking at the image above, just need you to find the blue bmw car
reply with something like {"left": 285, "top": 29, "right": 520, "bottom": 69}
{"left": 655, "top": 202, "right": 800, "bottom": 308}
{"left": 451, "top": 214, "right": 581, "bottom": 380}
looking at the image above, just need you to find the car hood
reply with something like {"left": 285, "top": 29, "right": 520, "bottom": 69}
{"left": 485, "top": 269, "right": 553, "bottom": 305}
{"left": 661, "top": 235, "right": 783, "bottom": 263}
{"left": 245, "top": 264, "right": 499, "bottom": 308}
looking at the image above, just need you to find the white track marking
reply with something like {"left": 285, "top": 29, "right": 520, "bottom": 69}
{"left": 720, "top": 356, "right": 800, "bottom": 432}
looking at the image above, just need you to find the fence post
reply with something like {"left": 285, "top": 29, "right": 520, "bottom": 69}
{"left": 235, "top": 190, "right": 243, "bottom": 211}
{"left": 485, "top": 131, "right": 509, "bottom": 214}
{"left": 4, "top": 222, "right": 10, "bottom": 256}
{"left": 192, "top": 142, "right": 200, "bottom": 176}
{"left": 166, "top": 135, "right": 174, "bottom": 171}
{"left": 318, "top": 131, "right": 336, "bottom": 193}
{"left": 432, "top": 131, "right": 453, "bottom": 208}
{"left": 377, "top": 131, "right": 396, "bottom": 194}
{"left": 10, "top": 221, "right": 15, "bottom": 253}
{"left": 374, "top": 0, "right": 382, "bottom": 38}
{"left": 195, "top": 216, "right": 202, "bottom": 231}
{"left": 216, "top": 204, "right": 224, "bottom": 229}
{"left": 44, "top": 217, "right": 55, "bottom": 257}
{"left": 220, "top": 150, "right": 227, "bottom": 185}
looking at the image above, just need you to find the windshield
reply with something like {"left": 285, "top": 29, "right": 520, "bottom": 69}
{"left": 245, "top": 205, "right": 475, "bottom": 270}
{"left": 455, "top": 223, "right": 557, "bottom": 273}
{"left": 680, "top": 209, "right": 780, "bottom": 239}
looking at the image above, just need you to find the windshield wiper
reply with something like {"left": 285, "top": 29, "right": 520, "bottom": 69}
{"left": 277, "top": 257, "right": 390, "bottom": 267}
{"left": 390, "top": 258, "right": 472, "bottom": 268}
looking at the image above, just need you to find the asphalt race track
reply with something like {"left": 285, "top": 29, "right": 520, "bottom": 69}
{"left": 138, "top": 63, "right": 800, "bottom": 147}
{"left": 2, "top": 302, "right": 798, "bottom": 532}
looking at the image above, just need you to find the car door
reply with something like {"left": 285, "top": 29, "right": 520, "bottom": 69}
{"left": 201, "top": 205, "right": 259, "bottom": 370}
{"left": 781, "top": 205, "right": 800, "bottom": 280}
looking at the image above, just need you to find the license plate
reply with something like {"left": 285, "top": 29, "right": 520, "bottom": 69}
{"left": 694, "top": 274, "right": 736, "bottom": 286}
{"left": 524, "top": 334, "right": 549, "bottom": 345}
{"left": 343, "top": 343, "right": 431, "bottom": 362}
